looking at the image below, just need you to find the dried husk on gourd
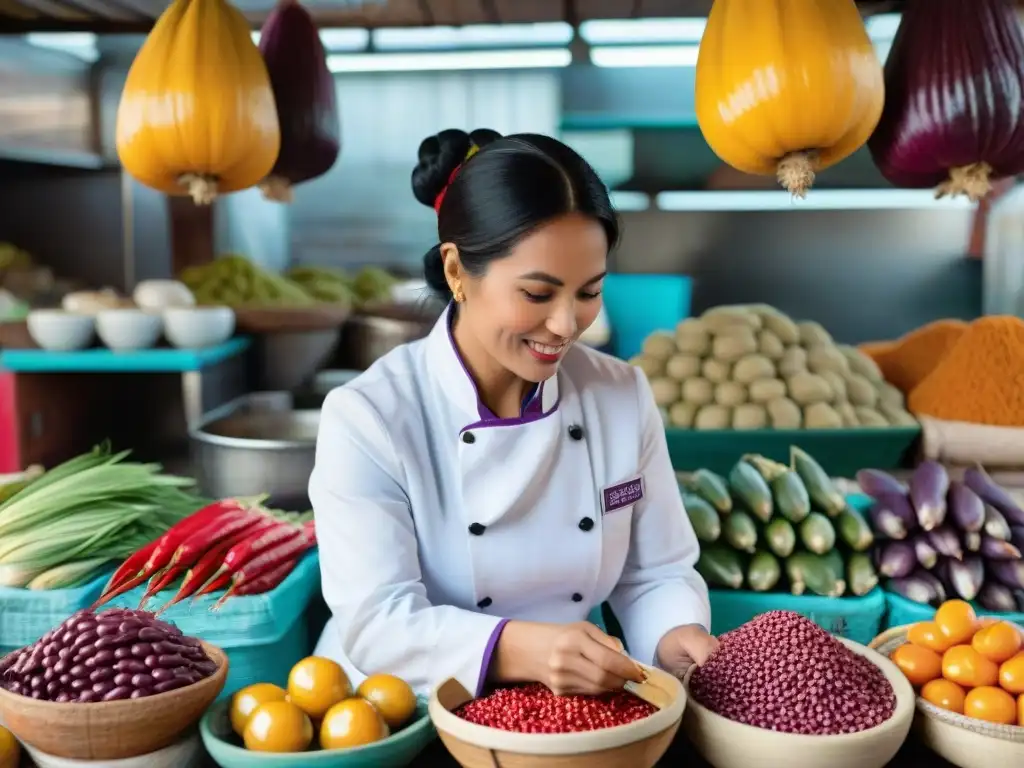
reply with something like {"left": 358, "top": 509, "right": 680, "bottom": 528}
{"left": 258, "top": 0, "right": 341, "bottom": 203}
{"left": 116, "top": 0, "right": 280, "bottom": 205}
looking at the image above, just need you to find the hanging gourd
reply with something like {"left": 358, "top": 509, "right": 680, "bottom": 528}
{"left": 867, "top": 0, "right": 1024, "bottom": 202}
{"left": 115, "top": 0, "right": 280, "bottom": 205}
{"left": 258, "top": 0, "right": 341, "bottom": 203}
{"left": 694, "top": 0, "right": 885, "bottom": 197}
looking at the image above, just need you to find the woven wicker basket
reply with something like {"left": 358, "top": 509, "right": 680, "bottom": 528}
{"left": 870, "top": 625, "right": 1024, "bottom": 768}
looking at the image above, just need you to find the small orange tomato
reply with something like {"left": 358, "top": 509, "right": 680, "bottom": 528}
{"left": 942, "top": 645, "right": 999, "bottom": 688}
{"left": 934, "top": 600, "right": 978, "bottom": 645}
{"left": 999, "top": 652, "right": 1024, "bottom": 695}
{"left": 971, "top": 621, "right": 1022, "bottom": 664}
{"left": 964, "top": 686, "right": 1016, "bottom": 725}
{"left": 891, "top": 643, "right": 942, "bottom": 686}
{"left": 920, "top": 678, "right": 966, "bottom": 713}
{"left": 907, "top": 621, "right": 953, "bottom": 653}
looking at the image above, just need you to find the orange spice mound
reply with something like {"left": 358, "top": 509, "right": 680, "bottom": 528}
{"left": 861, "top": 319, "right": 968, "bottom": 394}
{"left": 907, "top": 316, "right": 1024, "bottom": 427}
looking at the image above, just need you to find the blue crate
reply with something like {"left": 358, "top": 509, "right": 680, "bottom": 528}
{"left": 0, "top": 569, "right": 113, "bottom": 655}
{"left": 602, "top": 273, "right": 692, "bottom": 360}
{"left": 884, "top": 590, "right": 1024, "bottom": 631}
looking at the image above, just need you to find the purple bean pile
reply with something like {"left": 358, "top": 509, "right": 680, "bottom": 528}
{"left": 0, "top": 607, "right": 217, "bottom": 703}
{"left": 690, "top": 610, "right": 896, "bottom": 735}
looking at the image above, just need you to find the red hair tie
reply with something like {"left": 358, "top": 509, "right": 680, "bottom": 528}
{"left": 433, "top": 144, "right": 480, "bottom": 214}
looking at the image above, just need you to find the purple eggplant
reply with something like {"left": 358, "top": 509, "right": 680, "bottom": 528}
{"left": 877, "top": 541, "right": 917, "bottom": 578}
{"left": 984, "top": 505, "right": 1012, "bottom": 541}
{"left": 963, "top": 465, "right": 1024, "bottom": 526}
{"left": 909, "top": 460, "right": 949, "bottom": 530}
{"left": 888, "top": 573, "right": 941, "bottom": 605}
{"left": 911, "top": 532, "right": 938, "bottom": 569}
{"left": 947, "top": 555, "right": 984, "bottom": 601}
{"left": 947, "top": 481, "right": 985, "bottom": 533}
{"left": 1010, "top": 525, "right": 1024, "bottom": 551}
{"left": 988, "top": 559, "right": 1024, "bottom": 590}
{"left": 979, "top": 535, "right": 1021, "bottom": 561}
{"left": 977, "top": 582, "right": 1018, "bottom": 613}
{"left": 963, "top": 532, "right": 981, "bottom": 552}
{"left": 927, "top": 526, "right": 963, "bottom": 560}
{"left": 869, "top": 492, "right": 917, "bottom": 539}
{"left": 916, "top": 568, "right": 948, "bottom": 603}
{"left": 856, "top": 469, "right": 908, "bottom": 498}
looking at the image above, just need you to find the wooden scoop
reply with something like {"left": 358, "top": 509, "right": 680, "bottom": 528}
{"left": 622, "top": 658, "right": 675, "bottom": 710}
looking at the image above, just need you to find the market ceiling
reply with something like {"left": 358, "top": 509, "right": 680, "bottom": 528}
{"left": 0, "top": 0, "right": 906, "bottom": 35}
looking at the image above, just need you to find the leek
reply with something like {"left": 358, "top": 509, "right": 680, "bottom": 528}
{"left": 27, "top": 558, "right": 111, "bottom": 590}
{"left": 0, "top": 563, "right": 47, "bottom": 588}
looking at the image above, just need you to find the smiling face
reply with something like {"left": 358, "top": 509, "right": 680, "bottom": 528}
{"left": 444, "top": 212, "right": 609, "bottom": 385}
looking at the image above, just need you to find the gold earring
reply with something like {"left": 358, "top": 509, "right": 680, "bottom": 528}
{"left": 452, "top": 284, "right": 465, "bottom": 303}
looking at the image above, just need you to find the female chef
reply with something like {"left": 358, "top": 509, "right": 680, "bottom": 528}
{"left": 309, "top": 128, "right": 717, "bottom": 700}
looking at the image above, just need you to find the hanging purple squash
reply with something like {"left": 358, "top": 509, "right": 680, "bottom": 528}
{"left": 258, "top": 0, "right": 341, "bottom": 202}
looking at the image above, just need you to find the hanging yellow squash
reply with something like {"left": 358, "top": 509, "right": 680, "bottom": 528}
{"left": 694, "top": 0, "right": 885, "bottom": 197}
{"left": 115, "top": 0, "right": 280, "bottom": 205}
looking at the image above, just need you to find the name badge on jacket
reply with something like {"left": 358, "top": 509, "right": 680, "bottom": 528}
{"left": 602, "top": 475, "right": 644, "bottom": 515}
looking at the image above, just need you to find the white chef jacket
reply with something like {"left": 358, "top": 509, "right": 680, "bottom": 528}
{"left": 309, "top": 303, "right": 710, "bottom": 697}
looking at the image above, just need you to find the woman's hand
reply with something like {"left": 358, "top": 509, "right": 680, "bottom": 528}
{"left": 542, "top": 622, "right": 646, "bottom": 695}
{"left": 655, "top": 623, "right": 720, "bottom": 679}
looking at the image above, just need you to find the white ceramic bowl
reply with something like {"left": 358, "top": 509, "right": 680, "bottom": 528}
{"left": 26, "top": 310, "right": 95, "bottom": 351}
{"left": 95, "top": 309, "right": 163, "bottom": 351}
{"left": 22, "top": 731, "right": 202, "bottom": 768}
{"left": 162, "top": 306, "right": 235, "bottom": 349}
{"left": 681, "top": 637, "right": 915, "bottom": 768}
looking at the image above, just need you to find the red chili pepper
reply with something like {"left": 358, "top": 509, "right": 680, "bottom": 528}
{"left": 190, "top": 572, "right": 231, "bottom": 603}
{"left": 196, "top": 521, "right": 300, "bottom": 593}
{"left": 138, "top": 564, "right": 186, "bottom": 609}
{"left": 154, "top": 518, "right": 277, "bottom": 614}
{"left": 98, "top": 500, "right": 246, "bottom": 600}
{"left": 227, "top": 527, "right": 314, "bottom": 586}
{"left": 103, "top": 538, "right": 159, "bottom": 595}
{"left": 91, "top": 571, "right": 148, "bottom": 609}
{"left": 170, "top": 508, "right": 266, "bottom": 568}
{"left": 212, "top": 558, "right": 298, "bottom": 611}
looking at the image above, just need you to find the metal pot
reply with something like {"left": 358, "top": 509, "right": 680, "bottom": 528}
{"left": 189, "top": 393, "right": 319, "bottom": 510}
{"left": 334, "top": 302, "right": 440, "bottom": 370}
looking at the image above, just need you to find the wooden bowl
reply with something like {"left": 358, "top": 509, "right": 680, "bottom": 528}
{"left": 0, "top": 642, "right": 228, "bottom": 760}
{"left": 427, "top": 667, "right": 685, "bottom": 768}
{"left": 682, "top": 637, "right": 915, "bottom": 768}
{"left": 871, "top": 624, "right": 1024, "bottom": 768}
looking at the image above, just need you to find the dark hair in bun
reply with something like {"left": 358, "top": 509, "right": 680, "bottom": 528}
{"left": 412, "top": 129, "right": 619, "bottom": 300}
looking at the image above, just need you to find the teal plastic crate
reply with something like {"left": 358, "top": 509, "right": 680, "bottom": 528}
{"left": 709, "top": 587, "right": 887, "bottom": 645}
{"left": 884, "top": 591, "right": 1024, "bottom": 631}
{"left": 665, "top": 426, "right": 921, "bottom": 476}
{"left": 602, "top": 273, "right": 692, "bottom": 360}
{"left": 106, "top": 552, "right": 321, "bottom": 699}
{"left": 0, "top": 569, "right": 113, "bottom": 655}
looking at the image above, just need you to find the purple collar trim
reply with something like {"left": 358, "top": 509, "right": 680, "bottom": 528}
{"left": 441, "top": 302, "right": 559, "bottom": 432}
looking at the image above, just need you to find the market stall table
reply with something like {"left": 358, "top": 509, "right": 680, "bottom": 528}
{"left": 18, "top": 728, "right": 954, "bottom": 767}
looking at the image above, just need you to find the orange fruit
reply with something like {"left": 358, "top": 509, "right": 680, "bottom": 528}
{"left": 357, "top": 674, "right": 418, "bottom": 730}
{"left": 1017, "top": 693, "right": 1024, "bottom": 727}
{"left": 907, "top": 621, "right": 953, "bottom": 653}
{"left": 891, "top": 643, "right": 942, "bottom": 686}
{"left": 942, "top": 645, "right": 999, "bottom": 688}
{"left": 934, "top": 600, "right": 977, "bottom": 645}
{"left": 920, "top": 678, "right": 966, "bottom": 714}
{"left": 971, "top": 621, "right": 1022, "bottom": 664}
{"left": 243, "top": 700, "right": 314, "bottom": 753}
{"left": 998, "top": 652, "right": 1024, "bottom": 694}
{"left": 319, "top": 697, "right": 389, "bottom": 750}
{"left": 230, "top": 683, "right": 288, "bottom": 737}
{"left": 963, "top": 686, "right": 1017, "bottom": 725}
{"left": 286, "top": 656, "right": 352, "bottom": 720}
